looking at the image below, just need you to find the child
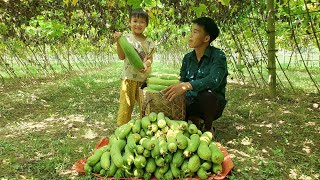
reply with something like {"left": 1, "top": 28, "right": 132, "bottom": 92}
{"left": 113, "top": 8, "right": 155, "bottom": 126}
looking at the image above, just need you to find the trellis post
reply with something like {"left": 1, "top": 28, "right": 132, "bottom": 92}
{"left": 267, "top": 0, "right": 277, "bottom": 97}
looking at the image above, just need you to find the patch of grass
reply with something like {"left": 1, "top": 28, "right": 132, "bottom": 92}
{"left": 232, "top": 63, "right": 320, "bottom": 93}
{"left": 0, "top": 61, "right": 319, "bottom": 179}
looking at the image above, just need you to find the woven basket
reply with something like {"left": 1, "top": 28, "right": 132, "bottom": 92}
{"left": 139, "top": 88, "right": 186, "bottom": 120}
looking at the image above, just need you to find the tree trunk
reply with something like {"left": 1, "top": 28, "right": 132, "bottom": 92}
{"left": 267, "top": 0, "right": 277, "bottom": 97}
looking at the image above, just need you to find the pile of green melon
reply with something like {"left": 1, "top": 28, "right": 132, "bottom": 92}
{"left": 143, "top": 73, "right": 180, "bottom": 93}
{"left": 83, "top": 112, "right": 224, "bottom": 180}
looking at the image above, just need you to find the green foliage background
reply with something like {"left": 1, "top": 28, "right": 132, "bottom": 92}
{"left": 0, "top": 1, "right": 319, "bottom": 179}
{"left": 0, "top": 0, "right": 318, "bottom": 45}
{"left": 0, "top": 0, "right": 319, "bottom": 92}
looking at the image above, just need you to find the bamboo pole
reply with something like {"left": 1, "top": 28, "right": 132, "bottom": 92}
{"left": 230, "top": 25, "right": 260, "bottom": 87}
{"left": 236, "top": 20, "right": 268, "bottom": 87}
{"left": 288, "top": 1, "right": 320, "bottom": 93}
{"left": 50, "top": 45, "right": 69, "bottom": 73}
{"left": 6, "top": 42, "right": 33, "bottom": 77}
{"left": 303, "top": 0, "right": 320, "bottom": 66}
{"left": 267, "top": 0, "right": 277, "bottom": 97}
{"left": 27, "top": 45, "right": 49, "bottom": 75}
{"left": 219, "top": 33, "right": 246, "bottom": 83}
{"left": 0, "top": 54, "right": 17, "bottom": 78}
{"left": 248, "top": 11, "right": 293, "bottom": 92}
{"left": 0, "top": 73, "right": 4, "bottom": 85}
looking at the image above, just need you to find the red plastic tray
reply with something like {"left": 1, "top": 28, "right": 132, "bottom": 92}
{"left": 72, "top": 137, "right": 234, "bottom": 179}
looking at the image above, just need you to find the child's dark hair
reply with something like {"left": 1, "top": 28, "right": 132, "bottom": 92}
{"left": 192, "top": 17, "right": 220, "bottom": 42}
{"left": 129, "top": 8, "right": 149, "bottom": 26}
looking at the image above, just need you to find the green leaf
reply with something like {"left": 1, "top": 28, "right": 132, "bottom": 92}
{"left": 220, "top": 0, "right": 230, "bottom": 6}
{"left": 230, "top": 5, "right": 239, "bottom": 15}
{"left": 143, "top": 0, "right": 157, "bottom": 7}
{"left": 156, "top": 0, "right": 164, "bottom": 8}
{"left": 0, "top": 22, "right": 7, "bottom": 34}
{"left": 71, "top": 0, "right": 78, "bottom": 6}
{"left": 127, "top": 0, "right": 142, "bottom": 9}
{"left": 192, "top": 4, "right": 208, "bottom": 18}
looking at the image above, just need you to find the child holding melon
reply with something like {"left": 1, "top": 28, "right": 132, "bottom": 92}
{"left": 113, "top": 8, "right": 155, "bottom": 126}
{"left": 162, "top": 17, "right": 228, "bottom": 134}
